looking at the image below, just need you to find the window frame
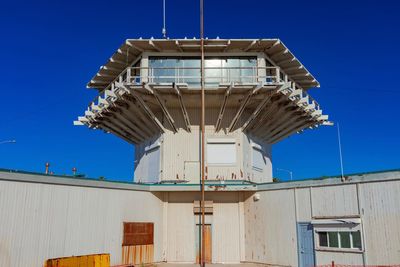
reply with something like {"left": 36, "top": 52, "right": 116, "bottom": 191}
{"left": 316, "top": 230, "right": 362, "bottom": 251}
{"left": 206, "top": 138, "right": 237, "bottom": 166}
{"left": 312, "top": 218, "right": 364, "bottom": 253}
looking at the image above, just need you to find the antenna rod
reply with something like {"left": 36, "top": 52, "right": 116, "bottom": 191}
{"left": 337, "top": 123, "right": 345, "bottom": 180}
{"left": 162, "top": 0, "right": 167, "bottom": 38}
{"left": 200, "top": 0, "right": 205, "bottom": 266}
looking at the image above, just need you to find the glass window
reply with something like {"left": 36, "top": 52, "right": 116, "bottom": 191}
{"left": 205, "top": 59, "right": 222, "bottom": 86}
{"left": 318, "top": 232, "right": 328, "bottom": 247}
{"left": 328, "top": 232, "right": 339, "bottom": 248}
{"left": 340, "top": 232, "right": 351, "bottom": 248}
{"left": 318, "top": 230, "right": 362, "bottom": 250}
{"left": 182, "top": 59, "right": 200, "bottom": 85}
{"left": 352, "top": 231, "right": 362, "bottom": 249}
{"left": 148, "top": 57, "right": 256, "bottom": 86}
{"left": 240, "top": 58, "right": 257, "bottom": 83}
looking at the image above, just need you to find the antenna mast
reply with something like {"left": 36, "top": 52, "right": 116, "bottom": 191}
{"left": 162, "top": 0, "right": 167, "bottom": 38}
{"left": 337, "top": 123, "right": 345, "bottom": 180}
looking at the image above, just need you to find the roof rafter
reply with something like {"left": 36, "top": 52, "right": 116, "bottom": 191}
{"left": 215, "top": 83, "right": 233, "bottom": 132}
{"left": 174, "top": 83, "right": 191, "bottom": 132}
{"left": 143, "top": 83, "right": 177, "bottom": 133}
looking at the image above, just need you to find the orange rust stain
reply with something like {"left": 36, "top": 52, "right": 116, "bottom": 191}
{"left": 122, "top": 244, "right": 154, "bottom": 265}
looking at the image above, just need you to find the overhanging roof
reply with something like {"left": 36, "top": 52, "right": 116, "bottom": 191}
{"left": 87, "top": 38, "right": 320, "bottom": 90}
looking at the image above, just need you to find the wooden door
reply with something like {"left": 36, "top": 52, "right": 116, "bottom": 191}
{"left": 195, "top": 224, "right": 212, "bottom": 263}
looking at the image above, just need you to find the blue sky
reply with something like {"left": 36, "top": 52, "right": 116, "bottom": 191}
{"left": 1, "top": 0, "right": 399, "bottom": 181}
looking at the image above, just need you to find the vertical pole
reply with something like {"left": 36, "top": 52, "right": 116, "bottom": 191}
{"left": 337, "top": 123, "right": 345, "bottom": 180}
{"left": 200, "top": 0, "right": 206, "bottom": 266}
{"left": 162, "top": 0, "right": 167, "bottom": 38}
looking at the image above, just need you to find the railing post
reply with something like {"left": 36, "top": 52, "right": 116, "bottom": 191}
{"left": 276, "top": 67, "right": 280, "bottom": 84}
{"left": 126, "top": 68, "right": 131, "bottom": 83}
{"left": 331, "top": 260, "right": 335, "bottom": 267}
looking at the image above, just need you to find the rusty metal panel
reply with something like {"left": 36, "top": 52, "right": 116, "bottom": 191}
{"left": 44, "top": 254, "right": 110, "bottom": 267}
{"left": 123, "top": 222, "right": 154, "bottom": 246}
{"left": 121, "top": 244, "right": 154, "bottom": 265}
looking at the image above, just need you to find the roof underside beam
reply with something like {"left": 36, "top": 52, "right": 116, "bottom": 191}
{"left": 143, "top": 84, "right": 177, "bottom": 133}
{"left": 243, "top": 82, "right": 291, "bottom": 131}
{"left": 215, "top": 83, "right": 233, "bottom": 132}
{"left": 228, "top": 83, "right": 263, "bottom": 132}
{"left": 174, "top": 83, "right": 191, "bottom": 132}
{"left": 117, "top": 83, "right": 165, "bottom": 132}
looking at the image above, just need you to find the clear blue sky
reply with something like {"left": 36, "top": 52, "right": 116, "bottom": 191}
{"left": 1, "top": 0, "right": 399, "bottom": 182}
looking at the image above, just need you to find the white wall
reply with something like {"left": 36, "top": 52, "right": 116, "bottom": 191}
{"left": 165, "top": 192, "right": 242, "bottom": 263}
{"left": 359, "top": 180, "right": 400, "bottom": 265}
{"left": 0, "top": 179, "right": 164, "bottom": 267}
{"left": 246, "top": 176, "right": 400, "bottom": 266}
{"left": 244, "top": 190, "right": 298, "bottom": 266}
{"left": 134, "top": 107, "right": 273, "bottom": 184}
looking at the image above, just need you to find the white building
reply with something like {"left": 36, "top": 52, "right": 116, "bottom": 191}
{"left": 1, "top": 169, "right": 400, "bottom": 266}
{"left": 75, "top": 38, "right": 330, "bottom": 184}
{"left": 1, "top": 38, "right": 399, "bottom": 267}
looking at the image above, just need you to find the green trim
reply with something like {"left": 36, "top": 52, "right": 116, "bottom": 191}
{"left": 1, "top": 167, "right": 399, "bottom": 187}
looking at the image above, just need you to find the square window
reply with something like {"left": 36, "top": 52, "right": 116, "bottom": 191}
{"left": 328, "top": 232, "right": 339, "bottom": 248}
{"left": 318, "top": 232, "right": 328, "bottom": 247}
{"left": 207, "top": 141, "right": 236, "bottom": 165}
{"left": 340, "top": 232, "right": 351, "bottom": 248}
{"left": 352, "top": 231, "right": 362, "bottom": 249}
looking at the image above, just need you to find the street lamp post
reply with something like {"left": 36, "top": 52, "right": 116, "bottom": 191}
{"left": 277, "top": 168, "right": 293, "bottom": 181}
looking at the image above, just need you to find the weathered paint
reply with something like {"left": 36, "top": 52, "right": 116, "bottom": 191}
{"left": 0, "top": 179, "right": 164, "bottom": 266}
{"left": 359, "top": 180, "right": 400, "bottom": 265}
{"left": 45, "top": 254, "right": 110, "bottom": 267}
{"left": 121, "top": 244, "right": 154, "bottom": 265}
{"left": 1, "top": 170, "right": 400, "bottom": 266}
{"left": 134, "top": 107, "right": 273, "bottom": 184}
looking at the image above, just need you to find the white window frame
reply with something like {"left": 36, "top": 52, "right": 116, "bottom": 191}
{"left": 251, "top": 143, "right": 265, "bottom": 171}
{"left": 312, "top": 218, "right": 364, "bottom": 253}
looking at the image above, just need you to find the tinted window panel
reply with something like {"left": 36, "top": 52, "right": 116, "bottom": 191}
{"left": 340, "top": 232, "right": 351, "bottom": 248}
{"left": 328, "top": 232, "right": 339, "bottom": 248}
{"left": 319, "top": 232, "right": 328, "bottom": 247}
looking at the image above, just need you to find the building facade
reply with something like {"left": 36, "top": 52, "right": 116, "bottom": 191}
{"left": 75, "top": 39, "right": 330, "bottom": 184}
{"left": 3, "top": 38, "right": 399, "bottom": 267}
{"left": 1, "top": 169, "right": 400, "bottom": 266}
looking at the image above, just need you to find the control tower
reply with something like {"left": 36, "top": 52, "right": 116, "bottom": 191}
{"left": 75, "top": 38, "right": 330, "bottom": 183}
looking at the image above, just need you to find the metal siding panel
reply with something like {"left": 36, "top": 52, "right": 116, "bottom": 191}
{"left": 315, "top": 251, "right": 363, "bottom": 265}
{"left": 244, "top": 190, "right": 298, "bottom": 266}
{"left": 166, "top": 202, "right": 195, "bottom": 262}
{"left": 0, "top": 180, "right": 164, "bottom": 267}
{"left": 359, "top": 180, "right": 400, "bottom": 264}
{"left": 311, "top": 184, "right": 359, "bottom": 218}
{"left": 212, "top": 202, "right": 241, "bottom": 263}
{"left": 296, "top": 188, "right": 312, "bottom": 222}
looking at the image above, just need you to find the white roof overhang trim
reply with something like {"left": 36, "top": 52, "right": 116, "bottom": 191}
{"left": 87, "top": 38, "right": 320, "bottom": 90}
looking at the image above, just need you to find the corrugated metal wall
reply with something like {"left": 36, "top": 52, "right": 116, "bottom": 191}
{"left": 136, "top": 107, "right": 273, "bottom": 183}
{"left": 359, "top": 180, "right": 400, "bottom": 264}
{"left": 244, "top": 190, "right": 298, "bottom": 266}
{"left": 165, "top": 192, "right": 242, "bottom": 263}
{"left": 0, "top": 180, "right": 164, "bottom": 266}
{"left": 245, "top": 177, "right": 400, "bottom": 266}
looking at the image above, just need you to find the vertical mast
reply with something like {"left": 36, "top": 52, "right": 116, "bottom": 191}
{"left": 200, "top": 0, "right": 205, "bottom": 266}
{"left": 337, "top": 123, "right": 345, "bottom": 180}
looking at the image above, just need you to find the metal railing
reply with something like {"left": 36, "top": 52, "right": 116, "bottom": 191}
{"left": 87, "top": 66, "right": 323, "bottom": 120}
{"left": 101, "top": 66, "right": 283, "bottom": 92}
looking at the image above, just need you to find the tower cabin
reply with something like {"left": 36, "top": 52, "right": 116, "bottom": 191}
{"left": 75, "top": 38, "right": 330, "bottom": 184}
